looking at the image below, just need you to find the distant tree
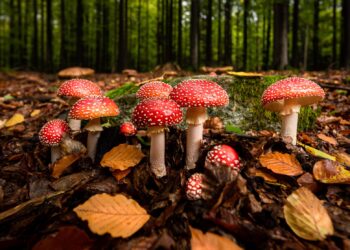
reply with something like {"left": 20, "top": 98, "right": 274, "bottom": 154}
{"left": 217, "top": 0, "right": 222, "bottom": 64}
{"left": 190, "top": 0, "right": 199, "bottom": 70}
{"left": 46, "top": 0, "right": 52, "bottom": 71}
{"left": 224, "top": 0, "right": 233, "bottom": 66}
{"left": 32, "top": 0, "right": 38, "bottom": 68}
{"left": 76, "top": 0, "right": 83, "bottom": 66}
{"left": 341, "top": 0, "right": 350, "bottom": 69}
{"left": 243, "top": 0, "right": 249, "bottom": 70}
{"left": 205, "top": 0, "right": 213, "bottom": 66}
{"left": 178, "top": 0, "right": 182, "bottom": 65}
{"left": 137, "top": 0, "right": 141, "bottom": 70}
{"left": 273, "top": 0, "right": 289, "bottom": 69}
{"left": 263, "top": 2, "right": 272, "bottom": 70}
{"left": 313, "top": 0, "right": 319, "bottom": 69}
{"left": 332, "top": 0, "right": 337, "bottom": 66}
{"left": 291, "top": 0, "right": 299, "bottom": 67}
{"left": 118, "top": 0, "right": 127, "bottom": 71}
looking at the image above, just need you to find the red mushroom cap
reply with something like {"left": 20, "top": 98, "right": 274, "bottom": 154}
{"left": 206, "top": 144, "right": 242, "bottom": 170}
{"left": 132, "top": 99, "right": 182, "bottom": 128}
{"left": 136, "top": 81, "right": 173, "bottom": 100}
{"left": 261, "top": 77, "right": 325, "bottom": 112}
{"left": 120, "top": 122, "right": 137, "bottom": 136}
{"left": 57, "top": 79, "right": 102, "bottom": 98}
{"left": 170, "top": 79, "right": 229, "bottom": 107}
{"left": 39, "top": 119, "right": 70, "bottom": 146}
{"left": 69, "top": 96, "right": 119, "bottom": 120}
{"left": 186, "top": 173, "right": 205, "bottom": 200}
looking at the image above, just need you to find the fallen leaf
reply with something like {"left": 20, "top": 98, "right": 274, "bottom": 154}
{"left": 0, "top": 119, "right": 7, "bottom": 129}
{"left": 74, "top": 193, "right": 150, "bottom": 238}
{"left": 190, "top": 226, "right": 242, "bottom": 250}
{"left": 100, "top": 143, "right": 145, "bottom": 170}
{"left": 5, "top": 113, "right": 24, "bottom": 127}
{"left": 227, "top": 71, "right": 263, "bottom": 78}
{"left": 259, "top": 152, "right": 303, "bottom": 176}
{"left": 51, "top": 154, "right": 81, "bottom": 178}
{"left": 254, "top": 169, "right": 278, "bottom": 183}
{"left": 283, "top": 187, "right": 334, "bottom": 241}
{"left": 32, "top": 226, "right": 93, "bottom": 250}
{"left": 297, "top": 142, "right": 336, "bottom": 161}
{"left": 30, "top": 109, "right": 41, "bottom": 117}
{"left": 317, "top": 133, "right": 338, "bottom": 146}
{"left": 112, "top": 168, "right": 132, "bottom": 181}
{"left": 313, "top": 160, "right": 350, "bottom": 184}
{"left": 334, "top": 152, "right": 350, "bottom": 166}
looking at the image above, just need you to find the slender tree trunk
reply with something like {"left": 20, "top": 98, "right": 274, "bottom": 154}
{"left": 235, "top": 10, "right": 240, "bottom": 68}
{"left": 102, "top": 0, "right": 109, "bottom": 71}
{"left": 224, "top": 0, "right": 233, "bottom": 66}
{"left": 341, "top": 0, "right": 350, "bottom": 69}
{"left": 17, "top": 0, "right": 22, "bottom": 65}
{"left": 206, "top": 0, "right": 213, "bottom": 66}
{"left": 165, "top": 0, "right": 174, "bottom": 62}
{"left": 32, "top": 0, "right": 38, "bottom": 68}
{"left": 76, "top": 0, "right": 83, "bottom": 66}
{"left": 24, "top": 0, "right": 29, "bottom": 67}
{"left": 137, "top": 0, "right": 141, "bottom": 70}
{"left": 263, "top": 4, "right": 272, "bottom": 70}
{"left": 177, "top": 0, "right": 182, "bottom": 65}
{"left": 95, "top": 0, "right": 102, "bottom": 71}
{"left": 243, "top": 0, "right": 249, "bottom": 70}
{"left": 118, "top": 0, "right": 127, "bottom": 71}
{"left": 46, "top": 0, "right": 52, "bottom": 72}
{"left": 157, "top": 0, "right": 161, "bottom": 65}
{"left": 60, "top": 0, "right": 66, "bottom": 68}
{"left": 9, "top": 0, "right": 15, "bottom": 67}
{"left": 40, "top": 0, "right": 45, "bottom": 69}
{"left": 218, "top": 0, "right": 222, "bottom": 64}
{"left": 273, "top": 0, "right": 289, "bottom": 70}
{"left": 332, "top": 0, "right": 337, "bottom": 66}
{"left": 303, "top": 25, "right": 309, "bottom": 70}
{"left": 291, "top": 0, "right": 299, "bottom": 67}
{"left": 255, "top": 15, "right": 260, "bottom": 70}
{"left": 313, "top": 0, "right": 319, "bottom": 69}
{"left": 190, "top": 0, "right": 199, "bottom": 70}
{"left": 146, "top": 0, "right": 149, "bottom": 69}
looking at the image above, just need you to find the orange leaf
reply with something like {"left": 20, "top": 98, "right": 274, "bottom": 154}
{"left": 313, "top": 160, "right": 350, "bottom": 184}
{"left": 112, "top": 168, "right": 132, "bottom": 181}
{"left": 317, "top": 133, "right": 338, "bottom": 146}
{"left": 51, "top": 154, "right": 81, "bottom": 178}
{"left": 190, "top": 226, "right": 242, "bottom": 250}
{"left": 100, "top": 144, "right": 144, "bottom": 170}
{"left": 74, "top": 193, "right": 150, "bottom": 238}
{"left": 259, "top": 152, "right": 303, "bottom": 176}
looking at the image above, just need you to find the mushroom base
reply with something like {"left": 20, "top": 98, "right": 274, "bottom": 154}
{"left": 150, "top": 131, "right": 166, "bottom": 178}
{"left": 68, "top": 119, "right": 81, "bottom": 131}
{"left": 87, "top": 131, "right": 101, "bottom": 162}
{"left": 51, "top": 146, "right": 61, "bottom": 163}
{"left": 186, "top": 123, "right": 204, "bottom": 170}
{"left": 281, "top": 111, "right": 299, "bottom": 145}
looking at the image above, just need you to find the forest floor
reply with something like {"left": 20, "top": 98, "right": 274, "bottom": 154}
{"left": 0, "top": 69, "right": 349, "bottom": 250}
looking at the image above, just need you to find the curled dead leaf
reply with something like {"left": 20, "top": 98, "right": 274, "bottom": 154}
{"left": 74, "top": 193, "right": 150, "bottom": 238}
{"left": 51, "top": 154, "right": 81, "bottom": 178}
{"left": 259, "top": 152, "right": 303, "bottom": 176}
{"left": 313, "top": 159, "right": 350, "bottom": 184}
{"left": 317, "top": 133, "right": 338, "bottom": 146}
{"left": 100, "top": 143, "right": 144, "bottom": 170}
{"left": 283, "top": 187, "right": 334, "bottom": 241}
{"left": 5, "top": 113, "right": 24, "bottom": 127}
{"left": 112, "top": 168, "right": 132, "bottom": 181}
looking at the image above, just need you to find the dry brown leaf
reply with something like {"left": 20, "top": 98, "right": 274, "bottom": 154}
{"left": 0, "top": 119, "right": 7, "bottom": 129}
{"left": 30, "top": 109, "right": 41, "bottom": 117}
{"left": 74, "top": 193, "right": 150, "bottom": 238}
{"left": 112, "top": 168, "right": 132, "bottom": 181}
{"left": 190, "top": 226, "right": 242, "bottom": 250}
{"left": 5, "top": 113, "right": 24, "bottom": 127}
{"left": 51, "top": 154, "right": 81, "bottom": 178}
{"left": 283, "top": 187, "right": 334, "bottom": 241}
{"left": 259, "top": 152, "right": 303, "bottom": 176}
{"left": 313, "top": 160, "right": 350, "bottom": 184}
{"left": 254, "top": 169, "right": 278, "bottom": 183}
{"left": 100, "top": 144, "right": 145, "bottom": 170}
{"left": 317, "top": 133, "right": 338, "bottom": 146}
{"left": 334, "top": 151, "right": 350, "bottom": 166}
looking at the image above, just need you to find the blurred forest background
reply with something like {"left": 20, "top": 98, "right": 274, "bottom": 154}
{"left": 0, "top": 0, "right": 349, "bottom": 73}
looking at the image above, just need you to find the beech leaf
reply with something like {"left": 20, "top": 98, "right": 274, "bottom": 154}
{"left": 317, "top": 133, "right": 338, "bottom": 146}
{"left": 313, "top": 159, "right": 350, "bottom": 184}
{"left": 283, "top": 187, "right": 334, "bottom": 241}
{"left": 259, "top": 152, "right": 303, "bottom": 176}
{"left": 74, "top": 193, "right": 150, "bottom": 238}
{"left": 51, "top": 154, "right": 81, "bottom": 178}
{"left": 5, "top": 113, "right": 24, "bottom": 127}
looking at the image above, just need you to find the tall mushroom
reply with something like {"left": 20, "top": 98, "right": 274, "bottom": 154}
{"left": 132, "top": 99, "right": 182, "bottom": 178}
{"left": 261, "top": 77, "right": 325, "bottom": 145}
{"left": 170, "top": 79, "right": 229, "bottom": 170}
{"left": 39, "top": 119, "right": 70, "bottom": 163}
{"left": 69, "top": 96, "right": 120, "bottom": 162}
{"left": 57, "top": 79, "right": 103, "bottom": 131}
{"left": 136, "top": 81, "right": 173, "bottom": 100}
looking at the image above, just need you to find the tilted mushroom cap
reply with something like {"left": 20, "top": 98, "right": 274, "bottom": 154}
{"left": 132, "top": 99, "right": 182, "bottom": 128}
{"left": 120, "top": 122, "right": 137, "bottom": 136}
{"left": 206, "top": 144, "right": 242, "bottom": 170}
{"left": 136, "top": 81, "right": 173, "bottom": 100}
{"left": 57, "top": 79, "right": 102, "bottom": 98}
{"left": 170, "top": 79, "right": 229, "bottom": 107}
{"left": 39, "top": 119, "right": 70, "bottom": 146}
{"left": 69, "top": 96, "right": 119, "bottom": 120}
{"left": 261, "top": 77, "right": 325, "bottom": 112}
{"left": 58, "top": 67, "right": 95, "bottom": 78}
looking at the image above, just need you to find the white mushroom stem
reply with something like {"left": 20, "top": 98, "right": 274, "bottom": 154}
{"left": 51, "top": 146, "right": 61, "bottom": 163}
{"left": 185, "top": 107, "right": 207, "bottom": 170}
{"left": 68, "top": 119, "right": 81, "bottom": 131}
{"left": 85, "top": 118, "right": 103, "bottom": 162}
{"left": 149, "top": 129, "right": 166, "bottom": 178}
{"left": 280, "top": 104, "right": 301, "bottom": 145}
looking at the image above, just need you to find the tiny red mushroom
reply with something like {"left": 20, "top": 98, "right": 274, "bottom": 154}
{"left": 120, "top": 122, "right": 137, "bottom": 137}
{"left": 186, "top": 173, "right": 212, "bottom": 200}
{"left": 136, "top": 81, "right": 173, "bottom": 100}
{"left": 39, "top": 119, "right": 70, "bottom": 163}
{"left": 69, "top": 96, "right": 119, "bottom": 162}
{"left": 57, "top": 79, "right": 103, "bottom": 131}
{"left": 262, "top": 77, "right": 325, "bottom": 145}
{"left": 170, "top": 79, "right": 229, "bottom": 170}
{"left": 132, "top": 99, "right": 182, "bottom": 178}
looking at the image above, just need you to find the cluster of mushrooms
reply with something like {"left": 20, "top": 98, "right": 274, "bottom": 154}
{"left": 39, "top": 77, "right": 325, "bottom": 201}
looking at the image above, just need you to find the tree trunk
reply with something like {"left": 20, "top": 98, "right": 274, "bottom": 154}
{"left": 332, "top": 0, "right": 337, "bottom": 65}
{"left": 32, "top": 0, "right": 38, "bottom": 68}
{"left": 118, "top": 0, "right": 127, "bottom": 71}
{"left": 157, "top": 0, "right": 161, "bottom": 65}
{"left": 177, "top": 0, "right": 182, "bottom": 65}
{"left": 102, "top": 0, "right": 109, "bottom": 71}
{"left": 303, "top": 25, "right": 309, "bottom": 70}
{"left": 235, "top": 9, "right": 240, "bottom": 68}
{"left": 263, "top": 4, "right": 272, "bottom": 70}
{"left": 146, "top": 0, "right": 149, "bottom": 69}
{"left": 190, "top": 0, "right": 199, "bottom": 70}
{"left": 291, "top": 0, "right": 299, "bottom": 67}
{"left": 17, "top": 0, "right": 22, "bottom": 65}
{"left": 165, "top": 0, "right": 174, "bottom": 62}
{"left": 9, "top": 0, "right": 15, "bottom": 67}
{"left": 224, "top": 0, "right": 233, "bottom": 66}
{"left": 217, "top": 0, "right": 222, "bottom": 64}
{"left": 137, "top": 0, "right": 141, "bottom": 70}
{"left": 205, "top": 0, "right": 213, "bottom": 66}
{"left": 341, "top": 0, "right": 350, "bottom": 69}
{"left": 313, "top": 0, "right": 319, "bottom": 70}
{"left": 60, "top": 0, "right": 66, "bottom": 68}
{"left": 273, "top": 0, "right": 288, "bottom": 70}
{"left": 40, "top": 0, "right": 45, "bottom": 69}
{"left": 243, "top": 0, "right": 249, "bottom": 70}
{"left": 76, "top": 0, "right": 83, "bottom": 66}
{"left": 46, "top": 0, "right": 52, "bottom": 72}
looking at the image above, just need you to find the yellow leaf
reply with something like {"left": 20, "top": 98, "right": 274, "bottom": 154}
{"left": 5, "top": 113, "right": 24, "bottom": 127}
{"left": 317, "top": 133, "right": 338, "bottom": 146}
{"left": 334, "top": 151, "right": 350, "bottom": 166}
{"left": 227, "top": 71, "right": 263, "bottom": 78}
{"left": 30, "top": 109, "right": 41, "bottom": 117}
{"left": 313, "top": 160, "right": 350, "bottom": 184}
{"left": 190, "top": 226, "right": 242, "bottom": 250}
{"left": 259, "top": 152, "right": 303, "bottom": 176}
{"left": 283, "top": 187, "right": 334, "bottom": 241}
{"left": 297, "top": 142, "right": 336, "bottom": 161}
{"left": 100, "top": 144, "right": 144, "bottom": 170}
{"left": 51, "top": 154, "right": 81, "bottom": 178}
{"left": 74, "top": 193, "right": 150, "bottom": 238}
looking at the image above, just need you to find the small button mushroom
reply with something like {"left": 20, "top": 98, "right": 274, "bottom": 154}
{"left": 120, "top": 122, "right": 137, "bottom": 137}
{"left": 185, "top": 173, "right": 212, "bottom": 200}
{"left": 57, "top": 79, "right": 103, "bottom": 131}
{"left": 69, "top": 96, "right": 119, "bottom": 162}
{"left": 170, "top": 79, "right": 229, "bottom": 170}
{"left": 132, "top": 99, "right": 182, "bottom": 178}
{"left": 136, "top": 81, "right": 173, "bottom": 100}
{"left": 262, "top": 77, "right": 325, "bottom": 145}
{"left": 39, "top": 119, "right": 70, "bottom": 163}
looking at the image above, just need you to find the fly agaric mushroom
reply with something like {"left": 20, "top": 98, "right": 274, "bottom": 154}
{"left": 120, "top": 122, "right": 137, "bottom": 136}
{"left": 57, "top": 79, "right": 103, "bottom": 131}
{"left": 39, "top": 119, "right": 70, "bottom": 163}
{"left": 186, "top": 173, "right": 212, "bottom": 200}
{"left": 69, "top": 96, "right": 119, "bottom": 162}
{"left": 132, "top": 99, "right": 182, "bottom": 178}
{"left": 261, "top": 77, "right": 325, "bottom": 145}
{"left": 170, "top": 79, "right": 229, "bottom": 170}
{"left": 136, "top": 81, "right": 173, "bottom": 100}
